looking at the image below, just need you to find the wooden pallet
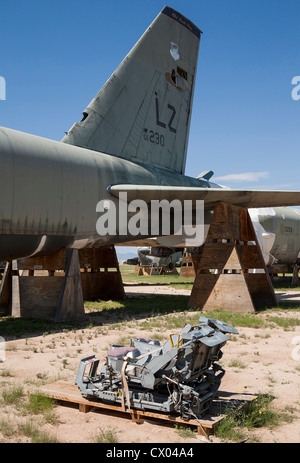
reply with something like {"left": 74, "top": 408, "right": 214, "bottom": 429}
{"left": 38, "top": 380, "right": 256, "bottom": 437}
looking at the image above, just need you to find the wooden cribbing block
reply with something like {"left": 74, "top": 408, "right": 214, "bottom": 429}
{"left": 0, "top": 245, "right": 124, "bottom": 321}
{"left": 180, "top": 249, "right": 196, "bottom": 278}
{"left": 9, "top": 249, "right": 85, "bottom": 321}
{"left": 79, "top": 246, "right": 124, "bottom": 301}
{"left": 189, "top": 203, "right": 277, "bottom": 313}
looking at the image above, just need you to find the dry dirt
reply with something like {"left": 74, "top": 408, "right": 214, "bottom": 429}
{"left": 0, "top": 283, "right": 299, "bottom": 445}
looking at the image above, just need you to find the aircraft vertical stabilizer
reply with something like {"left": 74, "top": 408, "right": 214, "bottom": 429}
{"left": 62, "top": 7, "right": 201, "bottom": 175}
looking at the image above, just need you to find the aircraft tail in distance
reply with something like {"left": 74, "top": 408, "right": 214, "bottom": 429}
{"left": 62, "top": 6, "right": 201, "bottom": 175}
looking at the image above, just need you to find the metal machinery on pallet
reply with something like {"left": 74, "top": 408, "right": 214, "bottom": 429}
{"left": 76, "top": 317, "right": 238, "bottom": 420}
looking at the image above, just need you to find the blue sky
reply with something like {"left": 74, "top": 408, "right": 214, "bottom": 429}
{"left": 1, "top": 0, "right": 300, "bottom": 192}
{"left": 1, "top": 0, "right": 300, "bottom": 260}
{"left": 1, "top": 1, "right": 299, "bottom": 257}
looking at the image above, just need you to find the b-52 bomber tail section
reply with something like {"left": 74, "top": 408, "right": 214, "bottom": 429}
{"left": 62, "top": 6, "right": 201, "bottom": 175}
{"left": 1, "top": 6, "right": 300, "bottom": 262}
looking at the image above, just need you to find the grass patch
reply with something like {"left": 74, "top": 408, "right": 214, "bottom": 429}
{"left": 94, "top": 426, "right": 119, "bottom": 443}
{"left": 174, "top": 424, "right": 197, "bottom": 439}
{"left": 266, "top": 316, "right": 300, "bottom": 330}
{"left": 228, "top": 360, "right": 247, "bottom": 369}
{"left": 1, "top": 266, "right": 300, "bottom": 341}
{"left": 18, "top": 420, "right": 60, "bottom": 443}
{"left": 25, "top": 393, "right": 56, "bottom": 416}
{"left": 272, "top": 275, "right": 300, "bottom": 291}
{"left": 1, "top": 385, "right": 24, "bottom": 405}
{"left": 0, "top": 418, "right": 15, "bottom": 438}
{"left": 120, "top": 265, "right": 190, "bottom": 285}
{"left": 215, "top": 394, "right": 294, "bottom": 442}
{"left": 85, "top": 295, "right": 191, "bottom": 321}
{"left": 1, "top": 295, "right": 299, "bottom": 341}
{"left": 0, "top": 316, "right": 84, "bottom": 339}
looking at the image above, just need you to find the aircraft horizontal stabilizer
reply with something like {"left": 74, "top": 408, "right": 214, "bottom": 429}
{"left": 108, "top": 185, "right": 300, "bottom": 209}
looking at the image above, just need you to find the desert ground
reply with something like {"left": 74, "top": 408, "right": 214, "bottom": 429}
{"left": 0, "top": 266, "right": 299, "bottom": 445}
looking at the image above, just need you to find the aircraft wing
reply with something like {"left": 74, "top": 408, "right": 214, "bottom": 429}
{"left": 108, "top": 185, "right": 300, "bottom": 209}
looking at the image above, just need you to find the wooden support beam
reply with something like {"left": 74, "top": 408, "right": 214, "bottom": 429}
{"left": 0, "top": 245, "right": 124, "bottom": 321}
{"left": 79, "top": 246, "right": 125, "bottom": 301}
{"left": 180, "top": 249, "right": 196, "bottom": 278}
{"left": 180, "top": 248, "right": 204, "bottom": 278}
{"left": 8, "top": 249, "right": 84, "bottom": 321}
{"left": 55, "top": 249, "right": 85, "bottom": 322}
{"left": 292, "top": 264, "right": 300, "bottom": 287}
{"left": 189, "top": 203, "right": 277, "bottom": 313}
{"left": 0, "top": 262, "right": 12, "bottom": 315}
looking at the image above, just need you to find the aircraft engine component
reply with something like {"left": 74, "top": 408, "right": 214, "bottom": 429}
{"left": 76, "top": 317, "right": 238, "bottom": 419}
{"left": 249, "top": 207, "right": 300, "bottom": 267}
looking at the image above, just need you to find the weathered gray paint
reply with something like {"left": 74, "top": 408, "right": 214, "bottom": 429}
{"left": 76, "top": 316, "right": 238, "bottom": 417}
{"left": 256, "top": 207, "right": 300, "bottom": 264}
{"left": 0, "top": 7, "right": 300, "bottom": 261}
{"left": 62, "top": 7, "right": 201, "bottom": 175}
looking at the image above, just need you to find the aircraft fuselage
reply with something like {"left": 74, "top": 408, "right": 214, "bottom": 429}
{"left": 259, "top": 207, "right": 300, "bottom": 265}
{"left": 0, "top": 126, "right": 214, "bottom": 260}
